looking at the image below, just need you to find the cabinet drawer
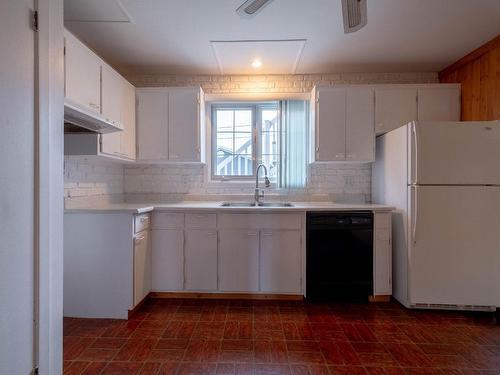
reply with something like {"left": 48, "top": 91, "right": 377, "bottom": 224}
{"left": 153, "top": 212, "right": 184, "bottom": 229}
{"left": 218, "top": 213, "right": 301, "bottom": 230}
{"left": 134, "top": 213, "right": 151, "bottom": 234}
{"left": 185, "top": 213, "right": 217, "bottom": 229}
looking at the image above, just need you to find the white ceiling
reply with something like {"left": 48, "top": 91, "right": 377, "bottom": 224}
{"left": 65, "top": 0, "right": 500, "bottom": 76}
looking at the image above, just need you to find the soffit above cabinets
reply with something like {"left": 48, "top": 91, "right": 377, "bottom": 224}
{"left": 210, "top": 39, "right": 306, "bottom": 75}
{"left": 64, "top": 0, "right": 133, "bottom": 23}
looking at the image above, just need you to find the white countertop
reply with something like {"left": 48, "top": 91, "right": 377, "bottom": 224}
{"left": 65, "top": 201, "right": 394, "bottom": 214}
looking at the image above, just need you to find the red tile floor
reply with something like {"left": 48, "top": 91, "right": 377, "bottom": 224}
{"left": 64, "top": 298, "right": 500, "bottom": 375}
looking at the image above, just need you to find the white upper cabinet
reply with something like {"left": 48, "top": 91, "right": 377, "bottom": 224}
{"left": 101, "top": 63, "right": 124, "bottom": 128}
{"left": 136, "top": 87, "right": 204, "bottom": 163}
{"left": 375, "top": 87, "right": 417, "bottom": 135}
{"left": 346, "top": 87, "right": 375, "bottom": 162}
{"left": 417, "top": 85, "right": 461, "bottom": 121}
{"left": 314, "top": 87, "right": 346, "bottom": 161}
{"left": 64, "top": 30, "right": 101, "bottom": 114}
{"left": 168, "top": 88, "right": 202, "bottom": 162}
{"left": 313, "top": 86, "right": 374, "bottom": 162}
{"left": 121, "top": 80, "right": 136, "bottom": 160}
{"left": 136, "top": 89, "right": 169, "bottom": 161}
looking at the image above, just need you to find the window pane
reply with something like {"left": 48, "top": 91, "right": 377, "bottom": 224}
{"left": 214, "top": 107, "right": 254, "bottom": 177}
{"left": 258, "top": 105, "right": 279, "bottom": 182}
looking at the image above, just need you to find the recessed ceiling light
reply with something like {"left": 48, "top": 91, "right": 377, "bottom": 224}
{"left": 251, "top": 59, "right": 263, "bottom": 68}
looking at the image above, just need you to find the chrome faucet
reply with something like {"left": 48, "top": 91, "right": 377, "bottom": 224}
{"left": 255, "top": 163, "right": 271, "bottom": 206}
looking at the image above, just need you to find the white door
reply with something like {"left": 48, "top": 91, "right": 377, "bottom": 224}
{"left": 152, "top": 230, "right": 184, "bottom": 291}
{"left": 185, "top": 230, "right": 218, "bottom": 291}
{"left": 168, "top": 88, "right": 200, "bottom": 161}
{"left": 409, "top": 121, "right": 500, "bottom": 185}
{"left": 375, "top": 87, "right": 417, "bottom": 135}
{"left": 133, "top": 230, "right": 151, "bottom": 306}
{"left": 121, "top": 80, "right": 136, "bottom": 159}
{"left": 316, "top": 88, "right": 346, "bottom": 161}
{"left": 346, "top": 87, "right": 375, "bottom": 162}
{"left": 64, "top": 30, "right": 101, "bottom": 114}
{"left": 101, "top": 63, "right": 123, "bottom": 128}
{"left": 409, "top": 186, "right": 500, "bottom": 307}
{"left": 260, "top": 231, "right": 302, "bottom": 294}
{"left": 417, "top": 86, "right": 460, "bottom": 121}
{"left": 219, "top": 230, "right": 259, "bottom": 292}
{"left": 137, "top": 89, "right": 168, "bottom": 160}
{"left": 0, "top": 1, "right": 36, "bottom": 373}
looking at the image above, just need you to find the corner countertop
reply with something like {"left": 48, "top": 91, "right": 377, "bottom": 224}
{"left": 64, "top": 201, "right": 394, "bottom": 214}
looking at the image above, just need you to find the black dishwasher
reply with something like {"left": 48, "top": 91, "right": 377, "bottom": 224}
{"left": 306, "top": 212, "right": 373, "bottom": 302}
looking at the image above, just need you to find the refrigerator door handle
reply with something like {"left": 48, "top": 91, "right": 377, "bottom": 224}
{"left": 412, "top": 122, "right": 418, "bottom": 184}
{"left": 412, "top": 185, "right": 418, "bottom": 244}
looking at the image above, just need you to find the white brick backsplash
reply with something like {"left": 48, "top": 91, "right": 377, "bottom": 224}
{"left": 123, "top": 162, "right": 372, "bottom": 203}
{"left": 64, "top": 156, "right": 124, "bottom": 202}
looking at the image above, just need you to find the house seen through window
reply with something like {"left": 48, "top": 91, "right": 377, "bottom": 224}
{"left": 212, "top": 100, "right": 309, "bottom": 188}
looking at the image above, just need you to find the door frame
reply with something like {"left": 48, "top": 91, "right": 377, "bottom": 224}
{"left": 35, "top": 0, "right": 64, "bottom": 373}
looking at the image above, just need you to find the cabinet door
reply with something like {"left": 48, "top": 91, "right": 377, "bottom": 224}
{"left": 121, "top": 80, "right": 136, "bottom": 159}
{"left": 133, "top": 230, "right": 151, "bottom": 306}
{"left": 64, "top": 30, "right": 101, "bottom": 114}
{"left": 375, "top": 87, "right": 417, "bottom": 135}
{"left": 346, "top": 87, "right": 375, "bottom": 162}
{"left": 417, "top": 87, "right": 460, "bottom": 121}
{"left": 168, "top": 88, "right": 200, "bottom": 162}
{"left": 316, "top": 88, "right": 346, "bottom": 161}
{"left": 185, "top": 230, "right": 218, "bottom": 291}
{"left": 260, "top": 230, "right": 302, "bottom": 294}
{"left": 137, "top": 89, "right": 168, "bottom": 161}
{"left": 219, "top": 230, "right": 259, "bottom": 292}
{"left": 152, "top": 230, "right": 184, "bottom": 291}
{"left": 101, "top": 64, "right": 123, "bottom": 128}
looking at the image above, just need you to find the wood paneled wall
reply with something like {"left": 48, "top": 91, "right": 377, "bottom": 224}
{"left": 439, "top": 35, "right": 500, "bottom": 121}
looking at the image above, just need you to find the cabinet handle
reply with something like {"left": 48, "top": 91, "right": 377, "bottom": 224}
{"left": 140, "top": 216, "right": 149, "bottom": 223}
{"left": 207, "top": 231, "right": 217, "bottom": 236}
{"left": 335, "top": 153, "right": 345, "bottom": 158}
{"left": 247, "top": 232, "right": 258, "bottom": 236}
{"left": 262, "top": 232, "right": 273, "bottom": 237}
{"left": 134, "top": 235, "right": 145, "bottom": 243}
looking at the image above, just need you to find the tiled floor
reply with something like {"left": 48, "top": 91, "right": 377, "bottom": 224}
{"left": 64, "top": 298, "right": 500, "bottom": 375}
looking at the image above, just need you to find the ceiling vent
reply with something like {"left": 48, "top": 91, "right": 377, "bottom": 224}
{"left": 341, "top": 0, "right": 367, "bottom": 33}
{"left": 236, "top": 0, "right": 274, "bottom": 18}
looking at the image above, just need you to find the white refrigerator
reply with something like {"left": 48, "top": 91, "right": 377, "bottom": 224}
{"left": 373, "top": 121, "right": 500, "bottom": 310}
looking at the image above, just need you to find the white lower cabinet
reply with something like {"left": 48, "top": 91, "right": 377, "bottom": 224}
{"left": 373, "top": 212, "right": 392, "bottom": 296}
{"left": 152, "top": 229, "right": 184, "bottom": 291}
{"left": 185, "top": 230, "right": 218, "bottom": 291}
{"left": 133, "top": 230, "right": 151, "bottom": 306}
{"left": 260, "top": 230, "right": 302, "bottom": 294}
{"left": 219, "top": 230, "right": 260, "bottom": 292}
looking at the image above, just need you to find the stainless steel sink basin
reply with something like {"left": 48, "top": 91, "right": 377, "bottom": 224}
{"left": 220, "top": 202, "right": 294, "bottom": 208}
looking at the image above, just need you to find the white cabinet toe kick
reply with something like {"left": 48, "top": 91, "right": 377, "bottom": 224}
{"left": 64, "top": 209, "right": 392, "bottom": 318}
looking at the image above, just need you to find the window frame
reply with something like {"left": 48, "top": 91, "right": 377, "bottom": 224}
{"left": 210, "top": 101, "right": 281, "bottom": 182}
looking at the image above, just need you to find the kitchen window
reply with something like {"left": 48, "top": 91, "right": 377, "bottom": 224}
{"left": 211, "top": 100, "right": 309, "bottom": 188}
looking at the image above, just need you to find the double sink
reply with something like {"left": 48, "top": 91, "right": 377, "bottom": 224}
{"left": 220, "top": 202, "right": 294, "bottom": 208}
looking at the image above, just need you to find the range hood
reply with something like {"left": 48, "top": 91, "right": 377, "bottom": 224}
{"left": 64, "top": 100, "right": 122, "bottom": 134}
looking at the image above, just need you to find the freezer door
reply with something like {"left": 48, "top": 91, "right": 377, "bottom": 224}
{"left": 408, "top": 186, "right": 500, "bottom": 307}
{"left": 408, "top": 121, "right": 500, "bottom": 185}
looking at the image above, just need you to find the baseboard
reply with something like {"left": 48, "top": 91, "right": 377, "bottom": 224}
{"left": 128, "top": 293, "right": 151, "bottom": 318}
{"left": 150, "top": 292, "right": 304, "bottom": 301}
{"left": 369, "top": 295, "right": 391, "bottom": 302}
